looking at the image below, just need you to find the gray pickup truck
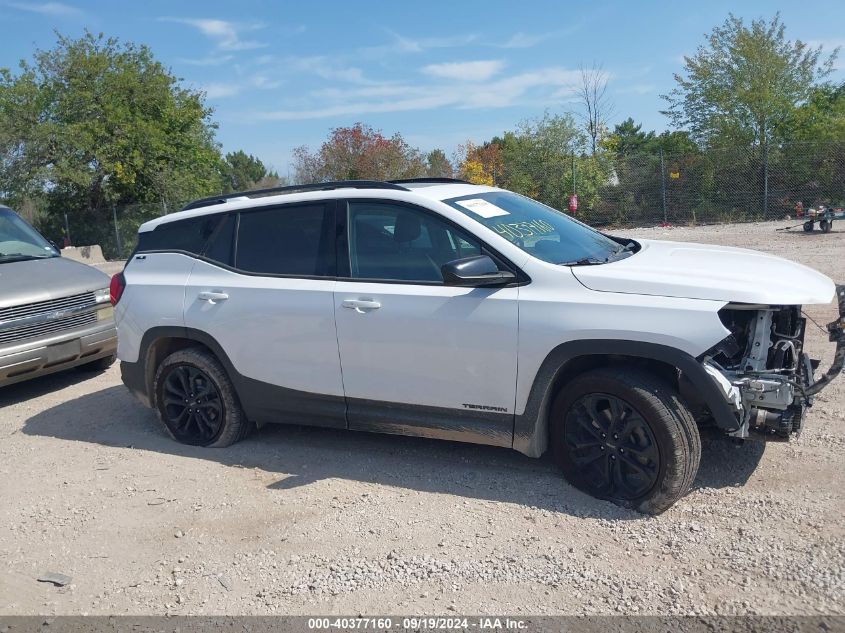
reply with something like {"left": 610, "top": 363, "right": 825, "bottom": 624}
{"left": 0, "top": 205, "right": 117, "bottom": 387}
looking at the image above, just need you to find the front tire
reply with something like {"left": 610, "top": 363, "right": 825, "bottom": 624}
{"left": 821, "top": 219, "right": 832, "bottom": 233}
{"left": 153, "top": 348, "right": 253, "bottom": 447}
{"left": 551, "top": 367, "right": 700, "bottom": 515}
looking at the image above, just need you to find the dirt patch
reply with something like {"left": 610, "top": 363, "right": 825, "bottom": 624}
{"left": 0, "top": 220, "right": 842, "bottom": 616}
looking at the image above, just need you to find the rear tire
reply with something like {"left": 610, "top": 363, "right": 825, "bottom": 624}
{"left": 551, "top": 367, "right": 700, "bottom": 515}
{"left": 803, "top": 221, "right": 814, "bottom": 232}
{"left": 153, "top": 348, "right": 253, "bottom": 447}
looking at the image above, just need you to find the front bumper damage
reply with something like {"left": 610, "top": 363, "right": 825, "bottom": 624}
{"left": 704, "top": 285, "right": 845, "bottom": 440}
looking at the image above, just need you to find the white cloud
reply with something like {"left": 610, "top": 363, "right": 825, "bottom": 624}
{"left": 422, "top": 60, "right": 504, "bottom": 82}
{"left": 617, "top": 83, "right": 656, "bottom": 95}
{"left": 284, "top": 56, "right": 373, "bottom": 84}
{"left": 178, "top": 54, "right": 234, "bottom": 67}
{"left": 358, "top": 31, "right": 479, "bottom": 58}
{"left": 501, "top": 32, "right": 553, "bottom": 49}
{"left": 160, "top": 17, "right": 265, "bottom": 51}
{"left": 202, "top": 83, "right": 241, "bottom": 99}
{"left": 249, "top": 66, "right": 581, "bottom": 121}
{"left": 6, "top": 1, "right": 80, "bottom": 15}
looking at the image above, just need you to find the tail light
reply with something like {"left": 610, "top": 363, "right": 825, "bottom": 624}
{"left": 109, "top": 272, "right": 126, "bottom": 305}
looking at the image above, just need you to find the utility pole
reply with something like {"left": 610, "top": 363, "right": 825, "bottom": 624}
{"left": 762, "top": 141, "right": 769, "bottom": 219}
{"left": 63, "top": 211, "right": 71, "bottom": 246}
{"left": 112, "top": 204, "right": 122, "bottom": 257}
{"left": 660, "top": 147, "right": 668, "bottom": 224}
{"left": 571, "top": 154, "right": 577, "bottom": 195}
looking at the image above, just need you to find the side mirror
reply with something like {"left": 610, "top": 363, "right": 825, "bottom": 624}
{"left": 441, "top": 255, "right": 516, "bottom": 287}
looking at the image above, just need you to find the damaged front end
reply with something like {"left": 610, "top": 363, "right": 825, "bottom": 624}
{"left": 700, "top": 285, "right": 845, "bottom": 440}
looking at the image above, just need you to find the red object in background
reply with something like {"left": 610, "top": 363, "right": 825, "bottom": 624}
{"left": 568, "top": 194, "right": 578, "bottom": 214}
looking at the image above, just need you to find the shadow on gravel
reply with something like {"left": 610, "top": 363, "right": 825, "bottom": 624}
{"left": 22, "top": 384, "right": 765, "bottom": 519}
{"left": 0, "top": 367, "right": 108, "bottom": 407}
{"left": 695, "top": 430, "right": 766, "bottom": 489}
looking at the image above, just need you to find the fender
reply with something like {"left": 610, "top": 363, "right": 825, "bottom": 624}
{"left": 512, "top": 339, "right": 740, "bottom": 458}
{"left": 120, "top": 325, "right": 347, "bottom": 429}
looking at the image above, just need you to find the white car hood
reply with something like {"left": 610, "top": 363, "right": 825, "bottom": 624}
{"left": 571, "top": 238, "right": 836, "bottom": 305}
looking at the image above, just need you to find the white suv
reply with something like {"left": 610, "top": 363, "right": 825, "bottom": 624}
{"left": 112, "top": 179, "right": 845, "bottom": 514}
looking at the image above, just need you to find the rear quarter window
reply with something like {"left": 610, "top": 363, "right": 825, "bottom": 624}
{"left": 137, "top": 214, "right": 225, "bottom": 255}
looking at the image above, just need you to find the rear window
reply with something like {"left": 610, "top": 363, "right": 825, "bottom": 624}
{"left": 137, "top": 214, "right": 225, "bottom": 255}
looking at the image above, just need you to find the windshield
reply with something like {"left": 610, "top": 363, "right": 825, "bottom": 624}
{"left": 0, "top": 207, "right": 59, "bottom": 262}
{"left": 444, "top": 191, "right": 631, "bottom": 265}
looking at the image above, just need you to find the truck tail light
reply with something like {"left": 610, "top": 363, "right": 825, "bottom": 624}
{"left": 109, "top": 272, "right": 126, "bottom": 305}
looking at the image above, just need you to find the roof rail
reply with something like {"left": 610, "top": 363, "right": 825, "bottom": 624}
{"left": 180, "top": 180, "right": 410, "bottom": 211}
{"left": 388, "top": 177, "right": 470, "bottom": 185}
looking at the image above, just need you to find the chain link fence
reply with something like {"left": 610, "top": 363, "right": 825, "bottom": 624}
{"left": 495, "top": 141, "right": 845, "bottom": 228}
{"left": 44, "top": 141, "right": 845, "bottom": 261}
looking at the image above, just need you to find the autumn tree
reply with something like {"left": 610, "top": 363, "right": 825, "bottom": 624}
{"left": 454, "top": 141, "right": 502, "bottom": 185}
{"left": 291, "top": 123, "right": 426, "bottom": 183}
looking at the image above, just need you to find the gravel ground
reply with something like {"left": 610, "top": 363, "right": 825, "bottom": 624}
{"left": 0, "top": 219, "right": 843, "bottom": 616}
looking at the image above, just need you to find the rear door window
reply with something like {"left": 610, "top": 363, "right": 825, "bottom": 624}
{"left": 235, "top": 203, "right": 335, "bottom": 277}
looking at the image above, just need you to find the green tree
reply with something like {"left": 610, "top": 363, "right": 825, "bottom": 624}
{"left": 221, "top": 150, "right": 280, "bottom": 192}
{"left": 425, "top": 149, "right": 453, "bottom": 178}
{"left": 0, "top": 31, "right": 223, "bottom": 252}
{"left": 663, "top": 13, "right": 838, "bottom": 148}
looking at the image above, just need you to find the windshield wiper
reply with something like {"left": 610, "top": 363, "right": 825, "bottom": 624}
{"left": 0, "top": 253, "right": 53, "bottom": 262}
{"left": 558, "top": 257, "right": 606, "bottom": 266}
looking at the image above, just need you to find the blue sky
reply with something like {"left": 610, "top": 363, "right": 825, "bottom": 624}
{"left": 1, "top": 0, "right": 843, "bottom": 175}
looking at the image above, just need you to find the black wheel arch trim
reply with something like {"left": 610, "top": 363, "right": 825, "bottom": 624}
{"left": 123, "top": 325, "right": 347, "bottom": 429}
{"left": 512, "top": 339, "right": 739, "bottom": 458}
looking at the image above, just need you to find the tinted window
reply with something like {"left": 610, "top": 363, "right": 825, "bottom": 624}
{"left": 235, "top": 204, "right": 334, "bottom": 276}
{"left": 203, "top": 214, "right": 236, "bottom": 266}
{"left": 138, "top": 214, "right": 224, "bottom": 255}
{"left": 348, "top": 202, "right": 482, "bottom": 282}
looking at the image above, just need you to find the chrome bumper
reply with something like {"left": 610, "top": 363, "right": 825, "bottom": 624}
{"left": 0, "top": 322, "right": 117, "bottom": 387}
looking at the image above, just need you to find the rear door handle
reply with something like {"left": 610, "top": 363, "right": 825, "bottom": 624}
{"left": 342, "top": 299, "right": 381, "bottom": 313}
{"left": 198, "top": 291, "right": 229, "bottom": 304}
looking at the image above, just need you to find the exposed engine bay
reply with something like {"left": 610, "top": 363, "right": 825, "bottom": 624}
{"left": 700, "top": 286, "right": 845, "bottom": 440}
{"left": 704, "top": 305, "right": 812, "bottom": 438}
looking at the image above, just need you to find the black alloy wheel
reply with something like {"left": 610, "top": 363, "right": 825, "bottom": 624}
{"left": 160, "top": 363, "right": 225, "bottom": 445}
{"left": 563, "top": 393, "right": 659, "bottom": 500}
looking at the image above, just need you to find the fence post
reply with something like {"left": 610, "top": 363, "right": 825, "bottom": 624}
{"left": 659, "top": 148, "right": 668, "bottom": 224}
{"left": 763, "top": 141, "right": 769, "bottom": 219}
{"left": 112, "top": 203, "right": 122, "bottom": 258}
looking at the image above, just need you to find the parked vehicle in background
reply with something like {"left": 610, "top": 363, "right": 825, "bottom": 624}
{"left": 113, "top": 179, "right": 844, "bottom": 515}
{"left": 0, "top": 205, "right": 117, "bottom": 387}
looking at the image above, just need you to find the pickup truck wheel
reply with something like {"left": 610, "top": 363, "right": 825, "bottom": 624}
{"left": 153, "top": 348, "right": 253, "bottom": 447}
{"left": 551, "top": 367, "right": 700, "bottom": 515}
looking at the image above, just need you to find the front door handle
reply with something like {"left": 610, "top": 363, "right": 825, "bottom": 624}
{"left": 342, "top": 298, "right": 381, "bottom": 313}
{"left": 198, "top": 291, "right": 229, "bottom": 304}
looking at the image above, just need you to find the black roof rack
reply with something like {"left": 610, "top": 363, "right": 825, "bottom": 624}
{"left": 180, "top": 180, "right": 410, "bottom": 211}
{"left": 388, "top": 177, "right": 470, "bottom": 185}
